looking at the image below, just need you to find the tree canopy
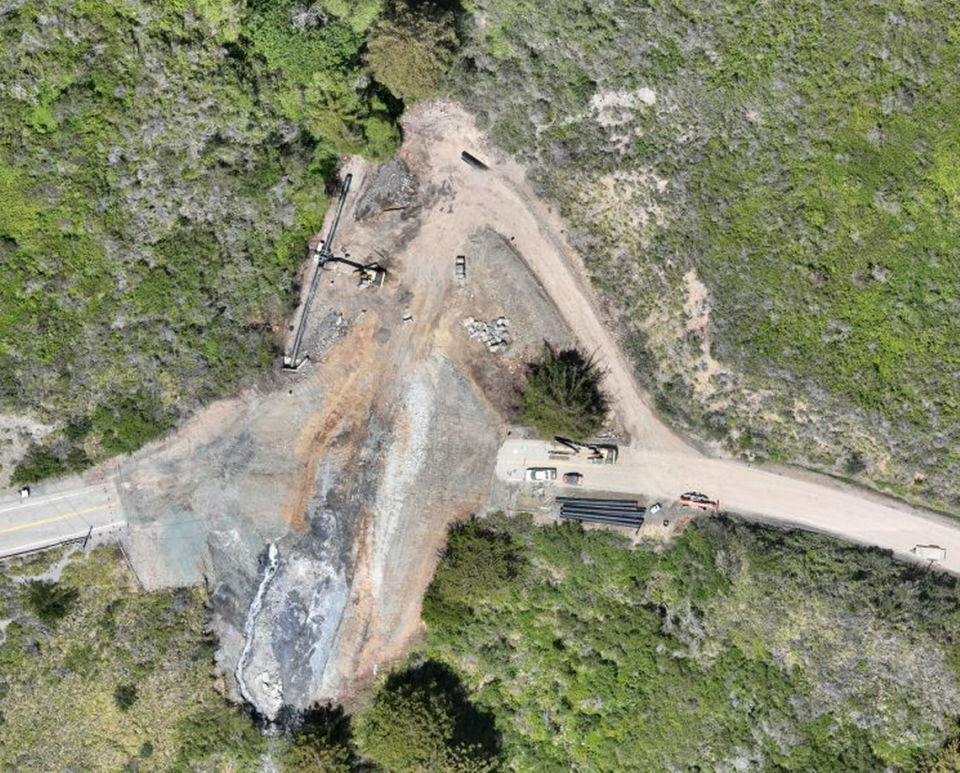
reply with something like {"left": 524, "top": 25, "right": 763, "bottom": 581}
{"left": 366, "top": 1, "right": 459, "bottom": 102}
{"left": 356, "top": 660, "right": 500, "bottom": 773}
{"left": 519, "top": 346, "right": 609, "bottom": 439}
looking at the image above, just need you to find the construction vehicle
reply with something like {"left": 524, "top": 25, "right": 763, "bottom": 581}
{"left": 323, "top": 253, "right": 386, "bottom": 288}
{"left": 678, "top": 492, "right": 720, "bottom": 512}
{"left": 549, "top": 436, "right": 619, "bottom": 465}
{"left": 283, "top": 174, "right": 386, "bottom": 371}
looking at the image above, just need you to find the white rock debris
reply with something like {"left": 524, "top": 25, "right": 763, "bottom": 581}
{"left": 463, "top": 316, "right": 512, "bottom": 352}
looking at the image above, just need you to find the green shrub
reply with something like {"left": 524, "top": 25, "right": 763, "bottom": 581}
{"left": 366, "top": 1, "right": 459, "bottom": 102}
{"left": 113, "top": 684, "right": 138, "bottom": 712}
{"left": 519, "top": 346, "right": 608, "bottom": 439}
{"left": 23, "top": 581, "right": 79, "bottom": 626}
{"left": 172, "top": 705, "right": 265, "bottom": 773}
{"left": 931, "top": 737, "right": 960, "bottom": 773}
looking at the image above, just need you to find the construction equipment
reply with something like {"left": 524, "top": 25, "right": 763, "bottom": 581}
{"left": 324, "top": 254, "right": 386, "bottom": 288}
{"left": 549, "top": 436, "right": 619, "bottom": 464}
{"left": 678, "top": 492, "right": 720, "bottom": 512}
{"left": 283, "top": 174, "right": 386, "bottom": 371}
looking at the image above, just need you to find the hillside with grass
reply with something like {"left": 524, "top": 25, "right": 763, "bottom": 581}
{"left": 0, "top": 0, "right": 459, "bottom": 484}
{"left": 0, "top": 547, "right": 264, "bottom": 772}
{"left": 454, "top": 0, "right": 960, "bottom": 510}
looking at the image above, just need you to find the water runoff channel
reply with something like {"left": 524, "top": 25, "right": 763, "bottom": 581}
{"left": 235, "top": 543, "right": 281, "bottom": 716}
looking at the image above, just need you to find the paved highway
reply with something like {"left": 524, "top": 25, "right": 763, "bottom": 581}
{"left": 498, "top": 439, "right": 960, "bottom": 573}
{"left": 0, "top": 479, "right": 125, "bottom": 558}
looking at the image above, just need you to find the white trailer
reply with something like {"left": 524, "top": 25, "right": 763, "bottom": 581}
{"left": 911, "top": 545, "right": 946, "bottom": 562}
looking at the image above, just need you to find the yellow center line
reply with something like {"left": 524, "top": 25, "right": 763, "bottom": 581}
{"left": 0, "top": 503, "right": 113, "bottom": 536}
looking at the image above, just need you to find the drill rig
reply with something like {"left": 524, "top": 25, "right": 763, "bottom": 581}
{"left": 283, "top": 174, "right": 386, "bottom": 370}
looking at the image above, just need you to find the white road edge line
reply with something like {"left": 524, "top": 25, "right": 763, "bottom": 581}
{"left": 0, "top": 521, "right": 127, "bottom": 559}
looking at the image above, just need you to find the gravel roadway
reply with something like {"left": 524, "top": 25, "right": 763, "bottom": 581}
{"left": 498, "top": 440, "right": 960, "bottom": 571}
{"left": 401, "top": 102, "right": 960, "bottom": 574}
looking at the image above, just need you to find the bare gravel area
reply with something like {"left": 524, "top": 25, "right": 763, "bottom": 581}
{"left": 117, "top": 104, "right": 576, "bottom": 716}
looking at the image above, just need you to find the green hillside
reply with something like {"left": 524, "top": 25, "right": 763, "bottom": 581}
{"left": 419, "top": 516, "right": 960, "bottom": 773}
{"left": 455, "top": 0, "right": 960, "bottom": 510}
{"left": 0, "top": 0, "right": 403, "bottom": 481}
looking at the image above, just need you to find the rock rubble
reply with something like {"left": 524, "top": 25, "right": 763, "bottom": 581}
{"left": 464, "top": 316, "right": 512, "bottom": 352}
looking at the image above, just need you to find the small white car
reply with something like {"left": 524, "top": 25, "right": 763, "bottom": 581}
{"left": 19, "top": 487, "right": 30, "bottom": 500}
{"left": 648, "top": 502, "right": 662, "bottom": 515}
{"left": 525, "top": 467, "right": 558, "bottom": 482}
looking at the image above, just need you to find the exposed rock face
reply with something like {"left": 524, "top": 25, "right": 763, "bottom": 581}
{"left": 353, "top": 158, "right": 418, "bottom": 221}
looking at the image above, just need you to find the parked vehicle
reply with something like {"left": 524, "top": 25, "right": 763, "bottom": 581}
{"left": 19, "top": 487, "right": 29, "bottom": 500}
{"left": 648, "top": 502, "right": 662, "bottom": 515}
{"left": 562, "top": 472, "right": 583, "bottom": 485}
{"left": 678, "top": 492, "right": 720, "bottom": 512}
{"left": 526, "top": 467, "right": 558, "bottom": 482}
{"left": 455, "top": 255, "right": 466, "bottom": 280}
{"left": 912, "top": 545, "right": 946, "bottom": 561}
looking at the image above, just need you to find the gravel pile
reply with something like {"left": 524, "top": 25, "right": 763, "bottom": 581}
{"left": 464, "top": 316, "right": 512, "bottom": 352}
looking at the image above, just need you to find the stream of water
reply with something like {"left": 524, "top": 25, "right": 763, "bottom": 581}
{"left": 235, "top": 542, "right": 281, "bottom": 710}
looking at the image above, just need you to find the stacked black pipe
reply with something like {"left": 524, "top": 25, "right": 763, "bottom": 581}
{"left": 557, "top": 497, "right": 645, "bottom": 528}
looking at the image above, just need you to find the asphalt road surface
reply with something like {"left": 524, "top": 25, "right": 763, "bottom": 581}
{"left": 0, "top": 479, "right": 125, "bottom": 558}
{"left": 498, "top": 439, "right": 960, "bottom": 573}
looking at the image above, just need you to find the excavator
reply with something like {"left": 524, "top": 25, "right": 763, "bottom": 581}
{"left": 548, "top": 436, "right": 619, "bottom": 464}
{"left": 322, "top": 254, "right": 386, "bottom": 288}
{"left": 283, "top": 174, "right": 386, "bottom": 370}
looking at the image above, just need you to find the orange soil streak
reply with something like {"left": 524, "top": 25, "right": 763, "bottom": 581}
{"left": 282, "top": 316, "right": 380, "bottom": 531}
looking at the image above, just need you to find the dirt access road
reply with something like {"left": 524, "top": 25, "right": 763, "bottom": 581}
{"left": 410, "top": 104, "right": 960, "bottom": 572}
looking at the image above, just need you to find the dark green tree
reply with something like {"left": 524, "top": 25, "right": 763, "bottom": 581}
{"left": 424, "top": 520, "right": 525, "bottom": 627}
{"left": 356, "top": 661, "right": 500, "bottom": 773}
{"left": 519, "top": 346, "right": 608, "bottom": 439}
{"left": 281, "top": 705, "right": 357, "bottom": 773}
{"left": 23, "top": 580, "right": 79, "bottom": 626}
{"left": 366, "top": 1, "right": 459, "bottom": 102}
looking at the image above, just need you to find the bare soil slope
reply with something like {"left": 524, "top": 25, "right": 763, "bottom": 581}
{"left": 119, "top": 102, "right": 577, "bottom": 715}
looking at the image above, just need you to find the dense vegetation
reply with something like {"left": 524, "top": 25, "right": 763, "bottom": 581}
{"left": 415, "top": 516, "right": 960, "bottom": 773}
{"left": 0, "top": 548, "right": 264, "bottom": 772}
{"left": 454, "top": 0, "right": 960, "bottom": 510}
{"left": 519, "top": 346, "right": 608, "bottom": 440}
{"left": 0, "top": 0, "right": 457, "bottom": 484}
